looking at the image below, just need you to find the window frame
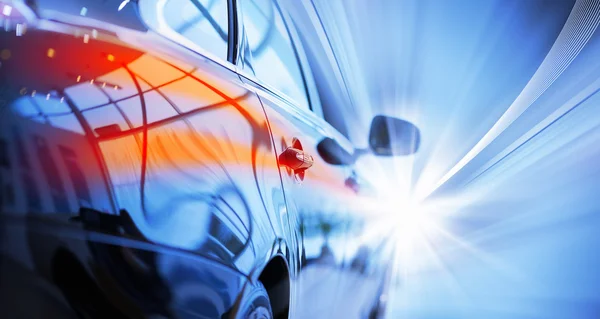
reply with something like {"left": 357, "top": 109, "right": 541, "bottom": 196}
{"left": 227, "top": 0, "right": 240, "bottom": 64}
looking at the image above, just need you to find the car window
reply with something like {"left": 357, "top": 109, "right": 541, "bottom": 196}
{"left": 241, "top": 0, "right": 310, "bottom": 110}
{"left": 140, "top": 0, "right": 229, "bottom": 61}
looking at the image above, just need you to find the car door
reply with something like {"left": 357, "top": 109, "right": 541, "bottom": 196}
{"left": 236, "top": 0, "right": 368, "bottom": 317}
{"left": 123, "top": 0, "right": 290, "bottom": 276}
{"left": 0, "top": 0, "right": 290, "bottom": 317}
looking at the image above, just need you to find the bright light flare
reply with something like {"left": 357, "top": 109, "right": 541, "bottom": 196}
{"left": 118, "top": 0, "right": 130, "bottom": 12}
{"left": 15, "top": 23, "right": 24, "bottom": 36}
{"left": 389, "top": 201, "right": 430, "bottom": 245}
{"left": 370, "top": 196, "right": 448, "bottom": 270}
{"left": 2, "top": 4, "right": 12, "bottom": 16}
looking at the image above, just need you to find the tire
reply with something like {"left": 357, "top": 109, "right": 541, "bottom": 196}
{"left": 239, "top": 281, "right": 273, "bottom": 319}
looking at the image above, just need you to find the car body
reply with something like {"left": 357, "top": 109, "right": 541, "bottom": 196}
{"left": 0, "top": 0, "right": 416, "bottom": 318}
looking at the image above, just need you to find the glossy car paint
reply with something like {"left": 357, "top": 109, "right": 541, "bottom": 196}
{"left": 0, "top": 0, "right": 389, "bottom": 318}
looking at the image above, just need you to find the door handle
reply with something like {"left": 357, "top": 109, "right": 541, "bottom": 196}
{"left": 279, "top": 138, "right": 314, "bottom": 181}
{"left": 279, "top": 147, "right": 314, "bottom": 172}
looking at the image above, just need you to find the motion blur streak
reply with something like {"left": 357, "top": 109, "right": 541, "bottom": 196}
{"left": 311, "top": 0, "right": 600, "bottom": 318}
{"left": 421, "top": 0, "right": 600, "bottom": 201}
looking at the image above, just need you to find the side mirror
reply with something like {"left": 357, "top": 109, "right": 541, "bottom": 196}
{"left": 369, "top": 115, "right": 420, "bottom": 156}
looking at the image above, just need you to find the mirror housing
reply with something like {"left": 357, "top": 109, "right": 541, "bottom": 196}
{"left": 369, "top": 115, "right": 420, "bottom": 156}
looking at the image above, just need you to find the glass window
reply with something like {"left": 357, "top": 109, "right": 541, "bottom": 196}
{"left": 242, "top": 0, "right": 310, "bottom": 110}
{"left": 140, "top": 0, "right": 230, "bottom": 61}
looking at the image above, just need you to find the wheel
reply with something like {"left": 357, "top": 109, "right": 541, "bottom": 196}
{"left": 238, "top": 281, "right": 273, "bottom": 319}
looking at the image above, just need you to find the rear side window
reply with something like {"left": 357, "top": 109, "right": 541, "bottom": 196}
{"left": 241, "top": 0, "right": 310, "bottom": 110}
{"left": 139, "top": 0, "right": 230, "bottom": 61}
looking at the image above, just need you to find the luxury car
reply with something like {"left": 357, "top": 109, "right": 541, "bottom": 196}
{"left": 0, "top": 0, "right": 420, "bottom": 318}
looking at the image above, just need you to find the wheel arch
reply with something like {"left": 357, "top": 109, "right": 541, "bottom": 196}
{"left": 258, "top": 254, "right": 290, "bottom": 319}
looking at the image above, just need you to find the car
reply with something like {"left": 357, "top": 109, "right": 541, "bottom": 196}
{"left": 0, "top": 0, "right": 420, "bottom": 318}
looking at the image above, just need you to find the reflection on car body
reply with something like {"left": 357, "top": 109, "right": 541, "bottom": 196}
{"left": 0, "top": 0, "right": 419, "bottom": 318}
